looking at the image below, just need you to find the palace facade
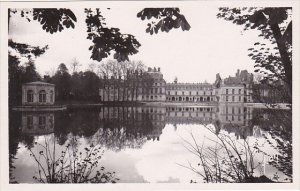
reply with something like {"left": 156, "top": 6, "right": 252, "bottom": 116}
{"left": 99, "top": 68, "right": 254, "bottom": 103}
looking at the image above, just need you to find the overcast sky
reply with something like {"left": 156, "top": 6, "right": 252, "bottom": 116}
{"left": 8, "top": 4, "right": 268, "bottom": 83}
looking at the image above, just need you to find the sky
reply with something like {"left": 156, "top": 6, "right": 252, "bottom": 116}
{"left": 8, "top": 4, "right": 265, "bottom": 83}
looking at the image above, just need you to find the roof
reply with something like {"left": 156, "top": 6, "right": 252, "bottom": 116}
{"left": 23, "top": 81, "right": 55, "bottom": 86}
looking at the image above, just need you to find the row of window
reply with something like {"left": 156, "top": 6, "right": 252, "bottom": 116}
{"left": 167, "top": 91, "right": 213, "bottom": 96}
{"left": 103, "top": 88, "right": 164, "bottom": 94}
{"left": 225, "top": 88, "right": 245, "bottom": 95}
{"left": 225, "top": 96, "right": 243, "bottom": 102}
{"left": 26, "top": 115, "right": 54, "bottom": 129}
{"left": 167, "top": 96, "right": 212, "bottom": 102}
{"left": 167, "top": 86, "right": 212, "bottom": 91}
{"left": 169, "top": 112, "right": 213, "bottom": 117}
{"left": 167, "top": 107, "right": 212, "bottom": 112}
{"left": 27, "top": 90, "right": 54, "bottom": 103}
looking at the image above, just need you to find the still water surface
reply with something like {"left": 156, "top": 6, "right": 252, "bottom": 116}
{"left": 9, "top": 104, "right": 292, "bottom": 183}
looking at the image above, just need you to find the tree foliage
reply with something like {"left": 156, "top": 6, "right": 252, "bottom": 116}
{"left": 137, "top": 8, "right": 191, "bottom": 34}
{"left": 10, "top": 7, "right": 191, "bottom": 62}
{"left": 85, "top": 8, "right": 141, "bottom": 62}
{"left": 8, "top": 39, "right": 48, "bottom": 59}
{"left": 217, "top": 7, "right": 292, "bottom": 101}
{"left": 10, "top": 8, "right": 77, "bottom": 33}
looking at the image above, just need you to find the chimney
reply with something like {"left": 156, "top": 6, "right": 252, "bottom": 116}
{"left": 148, "top": 67, "right": 152, "bottom": 72}
{"left": 236, "top": 69, "right": 240, "bottom": 77}
{"left": 158, "top": 67, "right": 161, "bottom": 72}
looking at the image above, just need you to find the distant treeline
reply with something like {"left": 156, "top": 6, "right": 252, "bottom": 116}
{"left": 8, "top": 55, "right": 152, "bottom": 106}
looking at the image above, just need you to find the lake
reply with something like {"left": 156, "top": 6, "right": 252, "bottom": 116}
{"left": 9, "top": 103, "right": 292, "bottom": 183}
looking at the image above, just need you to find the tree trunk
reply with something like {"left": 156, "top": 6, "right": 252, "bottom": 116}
{"left": 270, "top": 23, "right": 292, "bottom": 103}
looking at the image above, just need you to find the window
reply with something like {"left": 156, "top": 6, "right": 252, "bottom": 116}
{"left": 159, "top": 88, "right": 162, "bottom": 93}
{"left": 226, "top": 89, "right": 228, "bottom": 94}
{"left": 50, "top": 90, "right": 54, "bottom": 102}
{"left": 27, "top": 116, "right": 33, "bottom": 129}
{"left": 226, "top": 96, "right": 228, "bottom": 102}
{"left": 155, "top": 88, "right": 158, "bottom": 93}
{"left": 239, "top": 89, "right": 242, "bottom": 94}
{"left": 232, "top": 107, "right": 235, "bottom": 114}
{"left": 232, "top": 89, "right": 235, "bottom": 94}
{"left": 175, "top": 91, "right": 177, "bottom": 95}
{"left": 39, "top": 116, "right": 46, "bottom": 129}
{"left": 197, "top": 92, "right": 199, "bottom": 95}
{"left": 239, "top": 96, "right": 241, "bottom": 102}
{"left": 182, "top": 91, "right": 184, "bottom": 95}
{"left": 232, "top": 96, "right": 235, "bottom": 102}
{"left": 189, "top": 91, "right": 192, "bottom": 95}
{"left": 168, "top": 91, "right": 170, "bottom": 95}
{"left": 39, "top": 90, "right": 46, "bottom": 103}
{"left": 27, "top": 90, "right": 33, "bottom": 103}
{"left": 204, "top": 91, "right": 206, "bottom": 95}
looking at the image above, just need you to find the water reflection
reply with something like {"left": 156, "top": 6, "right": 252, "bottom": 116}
{"left": 9, "top": 103, "right": 292, "bottom": 183}
{"left": 21, "top": 112, "right": 54, "bottom": 135}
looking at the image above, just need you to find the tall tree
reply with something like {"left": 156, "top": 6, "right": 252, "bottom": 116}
{"left": 51, "top": 63, "right": 72, "bottom": 101}
{"left": 217, "top": 8, "right": 292, "bottom": 102}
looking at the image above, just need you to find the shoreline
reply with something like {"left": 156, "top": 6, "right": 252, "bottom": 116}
{"left": 11, "top": 101, "right": 291, "bottom": 111}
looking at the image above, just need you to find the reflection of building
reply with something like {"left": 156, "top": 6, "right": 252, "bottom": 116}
{"left": 217, "top": 103, "right": 253, "bottom": 126}
{"left": 98, "top": 103, "right": 256, "bottom": 140}
{"left": 98, "top": 106, "right": 166, "bottom": 140}
{"left": 166, "top": 106, "right": 216, "bottom": 124}
{"left": 21, "top": 112, "right": 55, "bottom": 135}
{"left": 22, "top": 81, "right": 55, "bottom": 105}
{"left": 99, "top": 69, "right": 254, "bottom": 103}
{"left": 215, "top": 103, "right": 254, "bottom": 139}
{"left": 166, "top": 83, "right": 215, "bottom": 102}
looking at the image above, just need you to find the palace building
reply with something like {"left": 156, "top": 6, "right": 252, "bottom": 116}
{"left": 214, "top": 69, "right": 253, "bottom": 103}
{"left": 166, "top": 82, "right": 215, "bottom": 102}
{"left": 99, "top": 68, "right": 254, "bottom": 103}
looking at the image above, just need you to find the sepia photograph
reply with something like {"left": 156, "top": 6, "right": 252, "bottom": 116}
{"left": 0, "top": 0, "right": 299, "bottom": 190}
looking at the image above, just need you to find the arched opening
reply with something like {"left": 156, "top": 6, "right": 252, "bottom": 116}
{"left": 207, "top": 96, "right": 210, "bottom": 102}
{"left": 27, "top": 90, "right": 33, "bottom": 103}
{"left": 186, "top": 97, "right": 189, "bottom": 102}
{"left": 39, "top": 90, "right": 46, "bottom": 103}
{"left": 179, "top": 97, "right": 182, "bottom": 101}
{"left": 200, "top": 97, "right": 203, "bottom": 102}
{"left": 172, "top": 97, "right": 175, "bottom": 101}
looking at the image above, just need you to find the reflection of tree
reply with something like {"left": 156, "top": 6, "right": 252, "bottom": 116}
{"left": 9, "top": 111, "right": 22, "bottom": 183}
{"left": 88, "top": 107, "right": 156, "bottom": 151}
{"left": 251, "top": 109, "right": 292, "bottom": 179}
{"left": 53, "top": 107, "right": 159, "bottom": 151}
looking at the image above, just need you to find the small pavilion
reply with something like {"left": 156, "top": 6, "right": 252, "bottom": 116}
{"left": 22, "top": 81, "right": 55, "bottom": 105}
